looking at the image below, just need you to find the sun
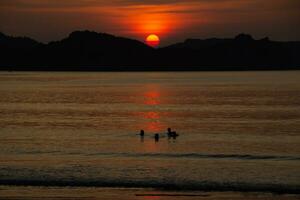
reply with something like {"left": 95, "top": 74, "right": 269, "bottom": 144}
{"left": 146, "top": 34, "right": 160, "bottom": 47}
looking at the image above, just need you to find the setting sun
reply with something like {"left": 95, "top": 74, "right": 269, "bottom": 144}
{"left": 146, "top": 34, "right": 160, "bottom": 47}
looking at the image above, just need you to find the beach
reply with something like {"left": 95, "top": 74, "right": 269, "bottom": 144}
{"left": 1, "top": 186, "right": 300, "bottom": 200}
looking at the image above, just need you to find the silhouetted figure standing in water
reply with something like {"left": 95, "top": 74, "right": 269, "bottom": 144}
{"left": 140, "top": 130, "right": 145, "bottom": 137}
{"left": 154, "top": 133, "right": 159, "bottom": 142}
{"left": 167, "top": 128, "right": 179, "bottom": 139}
{"left": 140, "top": 130, "right": 145, "bottom": 142}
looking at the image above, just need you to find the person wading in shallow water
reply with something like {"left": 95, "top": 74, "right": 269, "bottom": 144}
{"left": 167, "top": 128, "right": 179, "bottom": 138}
{"left": 138, "top": 128, "right": 179, "bottom": 142}
{"left": 140, "top": 130, "right": 145, "bottom": 137}
{"left": 139, "top": 130, "right": 145, "bottom": 142}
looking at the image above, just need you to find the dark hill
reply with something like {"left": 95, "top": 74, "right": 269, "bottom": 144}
{"left": 0, "top": 33, "right": 42, "bottom": 67}
{"left": 42, "top": 31, "right": 154, "bottom": 68}
{"left": 158, "top": 33, "right": 300, "bottom": 70}
{"left": 0, "top": 31, "right": 299, "bottom": 71}
{"left": 0, "top": 32, "right": 41, "bottom": 49}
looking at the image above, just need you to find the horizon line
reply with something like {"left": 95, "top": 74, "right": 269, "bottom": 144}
{"left": 2, "top": 30, "right": 299, "bottom": 48}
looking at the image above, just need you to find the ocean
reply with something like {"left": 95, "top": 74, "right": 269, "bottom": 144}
{"left": 0, "top": 71, "right": 299, "bottom": 199}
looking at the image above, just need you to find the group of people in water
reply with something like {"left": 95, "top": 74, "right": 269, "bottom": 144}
{"left": 139, "top": 128, "right": 179, "bottom": 142}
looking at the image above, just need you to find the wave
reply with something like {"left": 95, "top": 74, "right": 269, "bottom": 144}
{"left": 0, "top": 179, "right": 299, "bottom": 194}
{"left": 16, "top": 151, "right": 300, "bottom": 161}
{"left": 85, "top": 152, "right": 300, "bottom": 161}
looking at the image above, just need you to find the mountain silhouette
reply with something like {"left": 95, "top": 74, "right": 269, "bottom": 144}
{"left": 0, "top": 31, "right": 299, "bottom": 71}
{"left": 0, "top": 32, "right": 41, "bottom": 49}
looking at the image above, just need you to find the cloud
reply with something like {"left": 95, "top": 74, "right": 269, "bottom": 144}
{"left": 1, "top": 0, "right": 299, "bottom": 44}
{"left": 2, "top": 0, "right": 298, "bottom": 13}
{"left": 0, "top": 0, "right": 249, "bottom": 9}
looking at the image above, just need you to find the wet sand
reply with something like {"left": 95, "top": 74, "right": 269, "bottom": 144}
{"left": 0, "top": 186, "right": 299, "bottom": 200}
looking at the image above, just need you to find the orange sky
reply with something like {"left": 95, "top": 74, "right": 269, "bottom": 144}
{"left": 0, "top": 0, "right": 299, "bottom": 46}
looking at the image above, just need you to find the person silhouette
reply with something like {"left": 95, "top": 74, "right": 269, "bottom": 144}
{"left": 140, "top": 130, "right": 145, "bottom": 137}
{"left": 167, "top": 128, "right": 179, "bottom": 138}
{"left": 139, "top": 130, "right": 145, "bottom": 142}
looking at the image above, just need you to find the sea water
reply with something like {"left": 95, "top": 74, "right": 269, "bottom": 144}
{"left": 0, "top": 71, "right": 299, "bottom": 195}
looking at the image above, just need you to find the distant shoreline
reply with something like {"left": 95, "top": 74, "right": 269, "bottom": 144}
{"left": 1, "top": 31, "right": 299, "bottom": 70}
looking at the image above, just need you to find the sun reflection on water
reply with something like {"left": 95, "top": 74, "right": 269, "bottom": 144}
{"left": 138, "top": 84, "right": 167, "bottom": 133}
{"left": 143, "top": 91, "right": 160, "bottom": 105}
{"left": 145, "top": 121, "right": 163, "bottom": 132}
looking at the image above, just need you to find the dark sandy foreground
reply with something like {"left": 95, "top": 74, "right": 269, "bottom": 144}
{"left": 0, "top": 186, "right": 299, "bottom": 200}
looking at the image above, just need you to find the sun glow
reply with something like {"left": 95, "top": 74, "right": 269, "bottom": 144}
{"left": 146, "top": 34, "right": 160, "bottom": 47}
{"left": 118, "top": 5, "right": 184, "bottom": 44}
